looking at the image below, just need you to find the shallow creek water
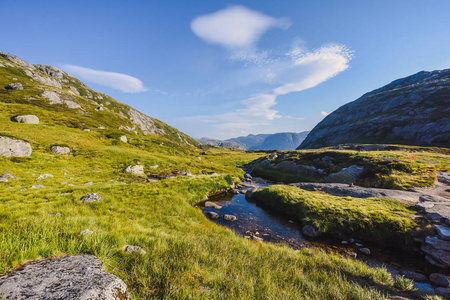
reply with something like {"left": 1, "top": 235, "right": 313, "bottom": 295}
{"left": 202, "top": 183, "right": 446, "bottom": 277}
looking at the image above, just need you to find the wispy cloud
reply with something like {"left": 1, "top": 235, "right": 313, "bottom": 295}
{"left": 202, "top": 44, "right": 352, "bottom": 131}
{"left": 191, "top": 5, "right": 290, "bottom": 50}
{"left": 62, "top": 65, "right": 147, "bottom": 93}
{"left": 321, "top": 111, "right": 329, "bottom": 117}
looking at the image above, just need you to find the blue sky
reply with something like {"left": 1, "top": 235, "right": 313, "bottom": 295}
{"left": 2, "top": 1, "right": 450, "bottom": 139}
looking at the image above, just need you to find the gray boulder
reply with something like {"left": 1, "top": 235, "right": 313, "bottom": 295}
{"left": 0, "top": 136, "right": 32, "bottom": 157}
{"left": 81, "top": 193, "right": 102, "bottom": 203}
{"left": 120, "top": 135, "right": 128, "bottom": 143}
{"left": 401, "top": 271, "right": 428, "bottom": 283}
{"left": 435, "top": 287, "right": 450, "bottom": 298}
{"left": 325, "top": 165, "right": 364, "bottom": 184}
{"left": 0, "top": 255, "right": 130, "bottom": 300}
{"left": 124, "top": 165, "right": 144, "bottom": 175}
{"left": 11, "top": 115, "right": 39, "bottom": 124}
{"left": 51, "top": 145, "right": 70, "bottom": 154}
{"left": 5, "top": 82, "right": 23, "bottom": 90}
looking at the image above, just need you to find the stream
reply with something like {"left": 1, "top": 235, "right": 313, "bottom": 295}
{"left": 202, "top": 183, "right": 446, "bottom": 279}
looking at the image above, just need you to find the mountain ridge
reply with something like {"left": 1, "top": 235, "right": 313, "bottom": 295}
{"left": 298, "top": 68, "right": 450, "bottom": 149}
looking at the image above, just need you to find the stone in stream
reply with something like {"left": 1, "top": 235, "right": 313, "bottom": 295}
{"left": 429, "top": 273, "right": 450, "bottom": 287}
{"left": 359, "top": 248, "right": 371, "bottom": 255}
{"left": 401, "top": 271, "right": 428, "bottom": 283}
{"left": 206, "top": 211, "right": 219, "bottom": 220}
{"left": 204, "top": 201, "right": 222, "bottom": 209}
{"left": 245, "top": 188, "right": 258, "bottom": 200}
{"left": 223, "top": 214, "right": 237, "bottom": 222}
{"left": 435, "top": 287, "right": 450, "bottom": 298}
{"left": 0, "top": 255, "right": 130, "bottom": 299}
{"left": 301, "top": 225, "right": 319, "bottom": 237}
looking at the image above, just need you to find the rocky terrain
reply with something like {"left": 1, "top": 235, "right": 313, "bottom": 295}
{"left": 299, "top": 69, "right": 450, "bottom": 149}
{"left": 200, "top": 131, "right": 309, "bottom": 150}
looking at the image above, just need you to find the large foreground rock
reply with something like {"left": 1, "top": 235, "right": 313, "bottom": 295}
{"left": 11, "top": 115, "right": 39, "bottom": 124}
{"left": 0, "top": 255, "right": 130, "bottom": 299}
{"left": 0, "top": 136, "right": 32, "bottom": 157}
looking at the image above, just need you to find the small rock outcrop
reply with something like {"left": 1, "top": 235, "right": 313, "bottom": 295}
{"left": 5, "top": 82, "right": 23, "bottom": 90}
{"left": 124, "top": 165, "right": 144, "bottom": 175}
{"left": 11, "top": 115, "right": 39, "bottom": 124}
{"left": 0, "top": 255, "right": 130, "bottom": 299}
{"left": 81, "top": 193, "right": 102, "bottom": 203}
{"left": 51, "top": 145, "right": 71, "bottom": 154}
{"left": 0, "top": 136, "right": 32, "bottom": 157}
{"left": 325, "top": 165, "right": 363, "bottom": 184}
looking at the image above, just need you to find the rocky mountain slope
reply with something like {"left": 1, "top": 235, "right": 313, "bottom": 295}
{"left": 200, "top": 132, "right": 309, "bottom": 150}
{"left": 0, "top": 51, "right": 197, "bottom": 146}
{"left": 298, "top": 69, "right": 450, "bottom": 149}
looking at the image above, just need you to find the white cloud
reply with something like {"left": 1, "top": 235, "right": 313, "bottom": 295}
{"left": 191, "top": 5, "right": 290, "bottom": 49}
{"left": 206, "top": 44, "right": 352, "bottom": 131}
{"left": 321, "top": 111, "right": 329, "bottom": 117}
{"left": 62, "top": 65, "right": 147, "bottom": 93}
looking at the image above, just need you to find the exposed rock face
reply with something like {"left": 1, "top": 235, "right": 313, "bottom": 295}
{"left": 51, "top": 145, "right": 70, "bottom": 154}
{"left": 0, "top": 136, "right": 32, "bottom": 157}
{"left": 41, "top": 90, "right": 81, "bottom": 109}
{"left": 299, "top": 69, "right": 450, "bottom": 149}
{"left": 0, "top": 255, "right": 130, "bottom": 299}
{"left": 34, "top": 64, "right": 64, "bottom": 80}
{"left": 128, "top": 109, "right": 164, "bottom": 136}
{"left": 6, "top": 82, "right": 23, "bottom": 90}
{"left": 124, "top": 164, "right": 144, "bottom": 175}
{"left": 11, "top": 115, "right": 39, "bottom": 124}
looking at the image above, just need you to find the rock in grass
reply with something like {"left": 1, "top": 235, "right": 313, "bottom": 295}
{"left": 11, "top": 115, "right": 39, "bottom": 124}
{"left": 80, "top": 229, "right": 94, "bottom": 235}
{"left": 124, "top": 164, "right": 144, "bottom": 175}
{"left": 120, "top": 135, "right": 128, "bottom": 143}
{"left": 81, "top": 193, "right": 102, "bottom": 203}
{"left": 30, "top": 185, "right": 45, "bottom": 189}
{"left": 206, "top": 211, "right": 219, "bottom": 220}
{"left": 0, "top": 136, "right": 32, "bottom": 157}
{"left": 5, "top": 82, "right": 23, "bottom": 90}
{"left": 429, "top": 273, "right": 450, "bottom": 287}
{"left": 51, "top": 145, "right": 70, "bottom": 154}
{"left": 123, "top": 245, "right": 147, "bottom": 254}
{"left": 224, "top": 214, "right": 237, "bottom": 222}
{"left": 302, "top": 225, "right": 319, "bottom": 237}
{"left": 204, "top": 201, "right": 222, "bottom": 209}
{"left": 0, "top": 255, "right": 130, "bottom": 299}
{"left": 37, "top": 173, "right": 54, "bottom": 180}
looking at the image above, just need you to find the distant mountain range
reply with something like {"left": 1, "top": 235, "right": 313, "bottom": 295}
{"left": 299, "top": 69, "right": 450, "bottom": 149}
{"left": 200, "top": 131, "right": 309, "bottom": 150}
